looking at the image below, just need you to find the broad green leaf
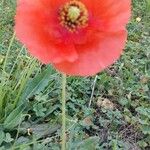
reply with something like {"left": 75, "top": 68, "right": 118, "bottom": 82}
{"left": 146, "top": 0, "right": 150, "bottom": 12}
{"left": 0, "top": 130, "right": 5, "bottom": 145}
{"left": 72, "top": 137, "right": 99, "bottom": 150}
{"left": 3, "top": 104, "right": 24, "bottom": 130}
{"left": 18, "top": 65, "right": 55, "bottom": 105}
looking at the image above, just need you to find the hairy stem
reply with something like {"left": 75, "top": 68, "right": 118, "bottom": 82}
{"left": 61, "top": 73, "right": 67, "bottom": 150}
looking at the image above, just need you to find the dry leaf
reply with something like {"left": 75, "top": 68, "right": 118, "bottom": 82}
{"left": 83, "top": 116, "right": 93, "bottom": 126}
{"left": 97, "top": 98, "right": 114, "bottom": 110}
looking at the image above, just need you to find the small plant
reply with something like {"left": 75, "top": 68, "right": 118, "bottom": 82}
{"left": 0, "top": 0, "right": 150, "bottom": 150}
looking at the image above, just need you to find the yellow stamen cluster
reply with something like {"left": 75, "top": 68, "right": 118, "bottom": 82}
{"left": 59, "top": 0, "right": 88, "bottom": 32}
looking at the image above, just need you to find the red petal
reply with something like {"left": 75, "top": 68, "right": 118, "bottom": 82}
{"left": 53, "top": 30, "right": 127, "bottom": 76}
{"left": 15, "top": 0, "right": 131, "bottom": 76}
{"left": 27, "top": 43, "right": 78, "bottom": 64}
{"left": 15, "top": 0, "right": 78, "bottom": 63}
{"left": 82, "top": 0, "right": 131, "bottom": 32}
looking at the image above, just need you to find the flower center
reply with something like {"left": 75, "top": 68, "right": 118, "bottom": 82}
{"left": 68, "top": 6, "right": 80, "bottom": 22}
{"left": 59, "top": 0, "right": 88, "bottom": 32}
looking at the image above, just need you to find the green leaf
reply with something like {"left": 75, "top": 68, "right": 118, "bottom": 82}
{"left": 146, "top": 0, "right": 150, "bottom": 12}
{"left": 141, "top": 125, "right": 150, "bottom": 134}
{"left": 112, "top": 139, "right": 118, "bottom": 150}
{"left": 15, "top": 136, "right": 30, "bottom": 145}
{"left": 3, "top": 104, "right": 24, "bottom": 130}
{"left": 4, "top": 133, "right": 14, "bottom": 143}
{"left": 33, "top": 103, "right": 47, "bottom": 117}
{"left": 0, "top": 130, "right": 5, "bottom": 145}
{"left": 136, "top": 107, "right": 150, "bottom": 118}
{"left": 18, "top": 65, "right": 55, "bottom": 105}
{"left": 74, "top": 137, "right": 99, "bottom": 150}
{"left": 138, "top": 140, "right": 148, "bottom": 148}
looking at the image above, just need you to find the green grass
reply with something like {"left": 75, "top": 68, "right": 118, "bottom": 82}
{"left": 0, "top": 0, "right": 150, "bottom": 149}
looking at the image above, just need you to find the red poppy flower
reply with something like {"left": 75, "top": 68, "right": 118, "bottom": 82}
{"left": 15, "top": 0, "right": 131, "bottom": 76}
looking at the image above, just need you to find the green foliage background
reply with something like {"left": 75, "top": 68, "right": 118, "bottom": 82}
{"left": 0, "top": 0, "right": 150, "bottom": 149}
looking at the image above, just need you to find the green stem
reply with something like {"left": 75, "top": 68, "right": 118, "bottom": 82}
{"left": 61, "top": 73, "right": 67, "bottom": 150}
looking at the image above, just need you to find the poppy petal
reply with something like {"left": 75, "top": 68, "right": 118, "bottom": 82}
{"left": 54, "top": 30, "right": 127, "bottom": 76}
{"left": 15, "top": 0, "right": 131, "bottom": 76}
{"left": 82, "top": 0, "right": 131, "bottom": 31}
{"left": 15, "top": 0, "right": 78, "bottom": 63}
